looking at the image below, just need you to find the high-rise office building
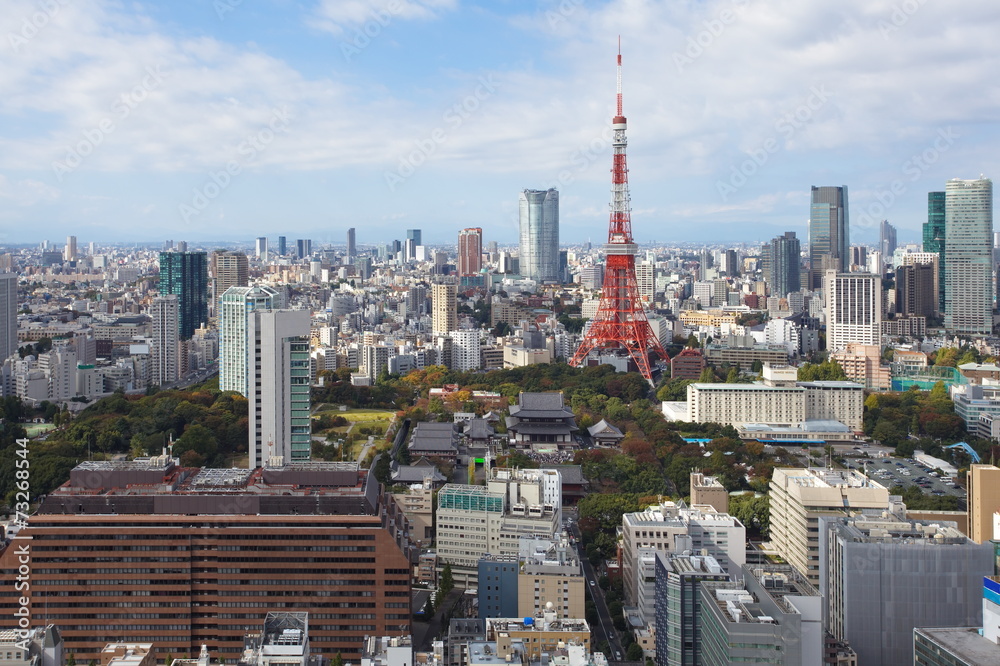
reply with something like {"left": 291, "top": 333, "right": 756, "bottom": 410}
{"left": 769, "top": 467, "right": 891, "bottom": 586}
{"left": 63, "top": 235, "right": 77, "bottom": 262}
{"left": 213, "top": 250, "right": 249, "bottom": 299}
{"left": 458, "top": 228, "right": 483, "bottom": 276}
{"left": 767, "top": 232, "right": 800, "bottom": 299}
{"left": 277, "top": 236, "right": 286, "bottom": 256}
{"left": 255, "top": 236, "right": 268, "bottom": 261}
{"left": 944, "top": 177, "right": 993, "bottom": 334}
{"left": 809, "top": 185, "right": 849, "bottom": 288}
{"left": 967, "top": 464, "right": 1000, "bottom": 544}
{"left": 519, "top": 188, "right": 560, "bottom": 283}
{"left": 347, "top": 227, "right": 356, "bottom": 260}
{"left": 820, "top": 514, "right": 992, "bottom": 666}
{"left": 635, "top": 261, "right": 655, "bottom": 303}
{"left": 879, "top": 219, "right": 897, "bottom": 260}
{"left": 406, "top": 229, "right": 422, "bottom": 258}
{"left": 219, "top": 285, "right": 279, "bottom": 395}
{"left": 825, "top": 270, "right": 881, "bottom": 352}
{"left": 0, "top": 459, "right": 414, "bottom": 661}
{"left": 150, "top": 295, "right": 179, "bottom": 387}
{"left": 924, "top": 191, "right": 947, "bottom": 312}
{"left": 432, "top": 283, "right": 457, "bottom": 337}
{"left": 296, "top": 238, "right": 312, "bottom": 260}
{"left": 158, "top": 251, "right": 208, "bottom": 340}
{"left": 0, "top": 273, "right": 17, "bottom": 362}
{"left": 248, "top": 309, "right": 311, "bottom": 467}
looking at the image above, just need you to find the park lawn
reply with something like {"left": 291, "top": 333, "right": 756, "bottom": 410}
{"left": 24, "top": 423, "right": 56, "bottom": 436}
{"left": 340, "top": 409, "right": 395, "bottom": 421}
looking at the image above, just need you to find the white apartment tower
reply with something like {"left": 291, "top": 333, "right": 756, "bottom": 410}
{"left": 151, "top": 295, "right": 180, "bottom": 387}
{"left": 248, "top": 309, "right": 311, "bottom": 468}
{"left": 945, "top": 177, "right": 993, "bottom": 334}
{"left": 824, "top": 270, "right": 882, "bottom": 352}
{"left": 219, "top": 285, "right": 279, "bottom": 395}
{"left": 450, "top": 329, "right": 481, "bottom": 372}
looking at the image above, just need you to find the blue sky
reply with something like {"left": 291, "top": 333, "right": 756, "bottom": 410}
{"left": 0, "top": 0, "right": 998, "bottom": 248}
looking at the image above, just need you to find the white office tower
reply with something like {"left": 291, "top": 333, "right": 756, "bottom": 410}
{"left": 519, "top": 188, "right": 560, "bottom": 282}
{"left": 824, "top": 270, "right": 882, "bottom": 352}
{"left": 248, "top": 309, "right": 311, "bottom": 468}
{"left": 151, "top": 295, "right": 180, "bottom": 387}
{"left": 945, "top": 177, "right": 993, "bottom": 334}
{"left": 450, "top": 329, "right": 481, "bottom": 371}
{"left": 255, "top": 236, "right": 268, "bottom": 261}
{"left": 219, "top": 286, "right": 279, "bottom": 395}
{"left": 0, "top": 274, "right": 15, "bottom": 363}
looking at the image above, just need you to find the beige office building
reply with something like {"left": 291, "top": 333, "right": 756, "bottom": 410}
{"left": 968, "top": 464, "right": 1000, "bottom": 543}
{"left": 769, "top": 468, "right": 892, "bottom": 585}
{"left": 517, "top": 537, "right": 586, "bottom": 620}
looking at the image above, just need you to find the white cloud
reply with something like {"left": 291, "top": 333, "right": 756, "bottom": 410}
{"left": 309, "top": 0, "right": 458, "bottom": 35}
{"left": 0, "top": 175, "right": 60, "bottom": 206}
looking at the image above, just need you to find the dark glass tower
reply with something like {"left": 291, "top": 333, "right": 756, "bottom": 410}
{"left": 809, "top": 186, "right": 849, "bottom": 289}
{"left": 923, "top": 191, "right": 946, "bottom": 312}
{"left": 769, "top": 231, "right": 801, "bottom": 299}
{"left": 159, "top": 251, "right": 208, "bottom": 339}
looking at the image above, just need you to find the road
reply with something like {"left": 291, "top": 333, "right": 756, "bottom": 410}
{"left": 567, "top": 518, "right": 623, "bottom": 659}
{"left": 356, "top": 435, "right": 375, "bottom": 463}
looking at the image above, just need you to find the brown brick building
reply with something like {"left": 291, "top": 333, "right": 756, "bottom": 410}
{"left": 0, "top": 458, "right": 414, "bottom": 663}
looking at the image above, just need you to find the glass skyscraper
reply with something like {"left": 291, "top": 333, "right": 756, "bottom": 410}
{"left": 219, "top": 285, "right": 279, "bottom": 395}
{"left": 158, "top": 251, "right": 208, "bottom": 340}
{"left": 518, "top": 188, "right": 560, "bottom": 283}
{"left": 944, "top": 177, "right": 993, "bottom": 334}
{"left": 808, "top": 186, "right": 849, "bottom": 289}
{"left": 769, "top": 231, "right": 801, "bottom": 299}
{"left": 924, "top": 191, "right": 947, "bottom": 312}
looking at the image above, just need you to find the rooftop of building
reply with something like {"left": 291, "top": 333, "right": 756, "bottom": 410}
{"left": 623, "top": 500, "right": 742, "bottom": 528}
{"left": 830, "top": 515, "right": 970, "bottom": 545}
{"left": 739, "top": 420, "right": 851, "bottom": 434}
{"left": 37, "top": 459, "right": 377, "bottom": 516}
{"left": 510, "top": 392, "right": 575, "bottom": 419}
{"left": 915, "top": 627, "right": 1000, "bottom": 662}
{"left": 485, "top": 614, "right": 589, "bottom": 634}
{"left": 773, "top": 467, "right": 885, "bottom": 490}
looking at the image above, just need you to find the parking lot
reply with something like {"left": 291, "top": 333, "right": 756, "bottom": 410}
{"left": 844, "top": 455, "right": 965, "bottom": 499}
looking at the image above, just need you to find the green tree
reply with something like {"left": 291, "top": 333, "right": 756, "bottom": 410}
{"left": 626, "top": 643, "right": 644, "bottom": 661}
{"left": 729, "top": 493, "right": 770, "bottom": 537}
{"left": 726, "top": 367, "right": 739, "bottom": 383}
{"left": 67, "top": 654, "right": 76, "bottom": 666}
{"left": 698, "top": 367, "right": 715, "bottom": 382}
{"left": 332, "top": 654, "right": 343, "bottom": 666}
{"left": 373, "top": 453, "right": 392, "bottom": 485}
{"left": 686, "top": 334, "right": 701, "bottom": 348}
{"left": 440, "top": 562, "right": 454, "bottom": 595}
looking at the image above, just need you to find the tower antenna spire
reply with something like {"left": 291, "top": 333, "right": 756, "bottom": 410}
{"left": 617, "top": 36, "right": 623, "bottom": 118}
{"left": 569, "top": 40, "right": 669, "bottom": 385}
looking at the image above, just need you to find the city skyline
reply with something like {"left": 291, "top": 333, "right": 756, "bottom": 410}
{"left": 0, "top": 1, "right": 997, "bottom": 245}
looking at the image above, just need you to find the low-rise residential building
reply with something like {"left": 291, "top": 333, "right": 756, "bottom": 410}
{"left": 830, "top": 343, "right": 890, "bottom": 391}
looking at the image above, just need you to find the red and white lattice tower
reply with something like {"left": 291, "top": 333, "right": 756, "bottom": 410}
{"left": 569, "top": 43, "right": 668, "bottom": 384}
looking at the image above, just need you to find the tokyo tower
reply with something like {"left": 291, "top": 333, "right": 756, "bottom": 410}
{"left": 569, "top": 42, "right": 668, "bottom": 384}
